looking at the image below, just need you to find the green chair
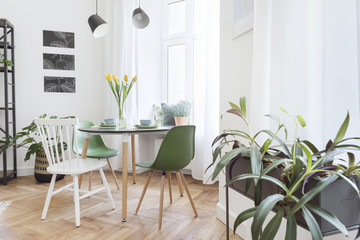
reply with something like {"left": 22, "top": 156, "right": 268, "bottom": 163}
{"left": 73, "top": 121, "right": 120, "bottom": 190}
{"left": 135, "top": 125, "right": 197, "bottom": 230}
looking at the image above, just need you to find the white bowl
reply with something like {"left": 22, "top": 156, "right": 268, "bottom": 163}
{"left": 140, "top": 119, "right": 152, "bottom": 126}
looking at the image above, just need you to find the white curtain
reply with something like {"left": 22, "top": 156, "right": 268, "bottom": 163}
{"left": 103, "top": 0, "right": 139, "bottom": 170}
{"left": 250, "top": 0, "right": 360, "bottom": 150}
{"left": 192, "top": 0, "right": 220, "bottom": 184}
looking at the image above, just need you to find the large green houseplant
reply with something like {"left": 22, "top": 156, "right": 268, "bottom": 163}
{"left": 0, "top": 114, "right": 72, "bottom": 182}
{"left": 210, "top": 97, "right": 360, "bottom": 240}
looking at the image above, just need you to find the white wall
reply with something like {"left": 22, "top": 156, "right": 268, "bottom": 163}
{"left": 217, "top": 0, "right": 254, "bottom": 238}
{"left": 0, "top": 0, "right": 107, "bottom": 175}
{"left": 137, "top": 0, "right": 164, "bottom": 120}
{"left": 218, "top": 1, "right": 358, "bottom": 239}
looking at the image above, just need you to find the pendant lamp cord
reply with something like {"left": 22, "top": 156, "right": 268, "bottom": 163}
{"left": 139, "top": 0, "right": 141, "bottom": 8}
{"left": 96, "top": 0, "right": 98, "bottom": 14}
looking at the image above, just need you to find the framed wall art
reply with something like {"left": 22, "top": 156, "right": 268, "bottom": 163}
{"left": 233, "top": 0, "right": 254, "bottom": 39}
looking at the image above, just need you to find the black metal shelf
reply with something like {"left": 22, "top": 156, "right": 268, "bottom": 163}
{"left": 0, "top": 42, "right": 13, "bottom": 49}
{"left": 0, "top": 18, "right": 16, "bottom": 185}
{"left": 0, "top": 68, "right": 13, "bottom": 73}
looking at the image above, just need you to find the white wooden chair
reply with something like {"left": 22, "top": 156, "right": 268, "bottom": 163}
{"left": 35, "top": 118, "right": 115, "bottom": 227}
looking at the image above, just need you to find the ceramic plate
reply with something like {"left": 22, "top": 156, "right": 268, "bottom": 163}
{"left": 99, "top": 122, "right": 116, "bottom": 127}
{"left": 135, "top": 124, "right": 158, "bottom": 129}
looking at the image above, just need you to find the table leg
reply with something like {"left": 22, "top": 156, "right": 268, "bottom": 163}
{"left": 122, "top": 133, "right": 129, "bottom": 222}
{"left": 79, "top": 133, "right": 90, "bottom": 189}
{"left": 131, "top": 134, "right": 136, "bottom": 184}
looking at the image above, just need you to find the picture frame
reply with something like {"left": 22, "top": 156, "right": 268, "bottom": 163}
{"left": 233, "top": 0, "right": 254, "bottom": 39}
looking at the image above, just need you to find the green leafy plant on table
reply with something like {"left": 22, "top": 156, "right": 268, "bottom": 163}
{"left": 174, "top": 100, "right": 191, "bottom": 117}
{"left": 209, "top": 97, "right": 360, "bottom": 240}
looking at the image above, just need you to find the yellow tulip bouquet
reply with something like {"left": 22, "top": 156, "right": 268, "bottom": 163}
{"left": 105, "top": 74, "right": 137, "bottom": 128}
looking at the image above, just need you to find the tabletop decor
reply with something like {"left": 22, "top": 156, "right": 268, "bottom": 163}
{"left": 174, "top": 100, "right": 191, "bottom": 126}
{"left": 105, "top": 73, "right": 137, "bottom": 129}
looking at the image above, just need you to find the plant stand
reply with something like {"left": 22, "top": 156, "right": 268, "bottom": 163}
{"left": 294, "top": 176, "right": 360, "bottom": 236}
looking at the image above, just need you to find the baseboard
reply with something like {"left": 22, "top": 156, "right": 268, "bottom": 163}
{"left": 15, "top": 167, "right": 34, "bottom": 177}
{"left": 216, "top": 202, "right": 251, "bottom": 239}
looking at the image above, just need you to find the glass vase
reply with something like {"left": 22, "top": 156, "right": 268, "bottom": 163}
{"left": 118, "top": 106, "right": 127, "bottom": 129}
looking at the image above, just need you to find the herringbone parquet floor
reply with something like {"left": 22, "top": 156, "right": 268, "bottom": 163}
{"left": 0, "top": 171, "right": 242, "bottom": 240}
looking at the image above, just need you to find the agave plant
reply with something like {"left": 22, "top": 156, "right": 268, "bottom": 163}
{"left": 210, "top": 97, "right": 360, "bottom": 240}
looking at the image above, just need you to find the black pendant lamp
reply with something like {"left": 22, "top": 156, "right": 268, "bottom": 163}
{"left": 132, "top": 0, "right": 150, "bottom": 29}
{"left": 88, "top": 0, "right": 108, "bottom": 38}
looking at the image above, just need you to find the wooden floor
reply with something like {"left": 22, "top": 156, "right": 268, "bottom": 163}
{"left": 0, "top": 171, "right": 242, "bottom": 240}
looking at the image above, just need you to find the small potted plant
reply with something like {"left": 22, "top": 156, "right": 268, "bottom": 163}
{"left": 0, "top": 114, "right": 72, "bottom": 182}
{"left": 173, "top": 100, "right": 191, "bottom": 126}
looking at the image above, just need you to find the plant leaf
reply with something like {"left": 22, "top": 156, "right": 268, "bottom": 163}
{"left": 211, "top": 147, "right": 247, "bottom": 181}
{"left": 303, "top": 140, "right": 320, "bottom": 155}
{"left": 260, "top": 207, "right": 284, "bottom": 240}
{"left": 261, "top": 139, "right": 272, "bottom": 157}
{"left": 279, "top": 107, "right": 288, "bottom": 114}
{"left": 296, "top": 115, "right": 306, "bottom": 127}
{"left": 233, "top": 207, "right": 257, "bottom": 233}
{"left": 265, "top": 114, "right": 280, "bottom": 126}
{"left": 306, "top": 203, "right": 348, "bottom": 236}
{"left": 228, "top": 101, "right": 241, "bottom": 111}
{"left": 257, "top": 129, "right": 291, "bottom": 157}
{"left": 301, "top": 206, "right": 323, "bottom": 240}
{"left": 225, "top": 173, "right": 289, "bottom": 193}
{"left": 239, "top": 96, "right": 247, "bottom": 118}
{"left": 250, "top": 145, "right": 262, "bottom": 184}
{"left": 285, "top": 207, "right": 297, "bottom": 240}
{"left": 260, "top": 159, "right": 291, "bottom": 178}
{"left": 226, "top": 109, "right": 249, "bottom": 127}
{"left": 289, "top": 173, "right": 339, "bottom": 216}
{"left": 347, "top": 152, "right": 355, "bottom": 167}
{"left": 333, "top": 111, "right": 350, "bottom": 145}
{"left": 302, "top": 166, "right": 337, "bottom": 194}
{"left": 251, "top": 194, "right": 285, "bottom": 240}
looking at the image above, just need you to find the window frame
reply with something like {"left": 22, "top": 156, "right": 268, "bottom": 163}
{"left": 162, "top": 0, "right": 195, "bottom": 106}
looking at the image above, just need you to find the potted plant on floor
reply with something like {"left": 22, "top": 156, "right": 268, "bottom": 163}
{"left": 0, "top": 114, "right": 72, "bottom": 182}
{"left": 173, "top": 100, "right": 191, "bottom": 126}
{"left": 209, "top": 97, "right": 360, "bottom": 239}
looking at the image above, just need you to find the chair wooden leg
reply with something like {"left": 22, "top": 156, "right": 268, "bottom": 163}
{"left": 107, "top": 158, "right": 120, "bottom": 190}
{"left": 98, "top": 159, "right": 103, "bottom": 184}
{"left": 73, "top": 175, "right": 81, "bottom": 227}
{"left": 159, "top": 172, "right": 165, "bottom": 230}
{"left": 88, "top": 171, "right": 92, "bottom": 191}
{"left": 42, "top": 174, "right": 57, "bottom": 220}
{"left": 131, "top": 134, "right": 136, "bottom": 184}
{"left": 180, "top": 173, "right": 198, "bottom": 217}
{"left": 135, "top": 170, "right": 153, "bottom": 214}
{"left": 167, "top": 172, "right": 172, "bottom": 203}
{"left": 99, "top": 168, "right": 116, "bottom": 209}
{"left": 176, "top": 172, "right": 184, "bottom": 197}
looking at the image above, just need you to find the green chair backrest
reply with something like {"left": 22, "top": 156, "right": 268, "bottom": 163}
{"left": 151, "top": 125, "right": 195, "bottom": 172}
{"left": 72, "top": 121, "right": 109, "bottom": 156}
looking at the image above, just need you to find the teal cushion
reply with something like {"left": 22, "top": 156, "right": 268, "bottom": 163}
{"left": 161, "top": 103, "right": 176, "bottom": 125}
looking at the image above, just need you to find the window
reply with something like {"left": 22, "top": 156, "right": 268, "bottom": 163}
{"left": 162, "top": 0, "right": 194, "bottom": 105}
